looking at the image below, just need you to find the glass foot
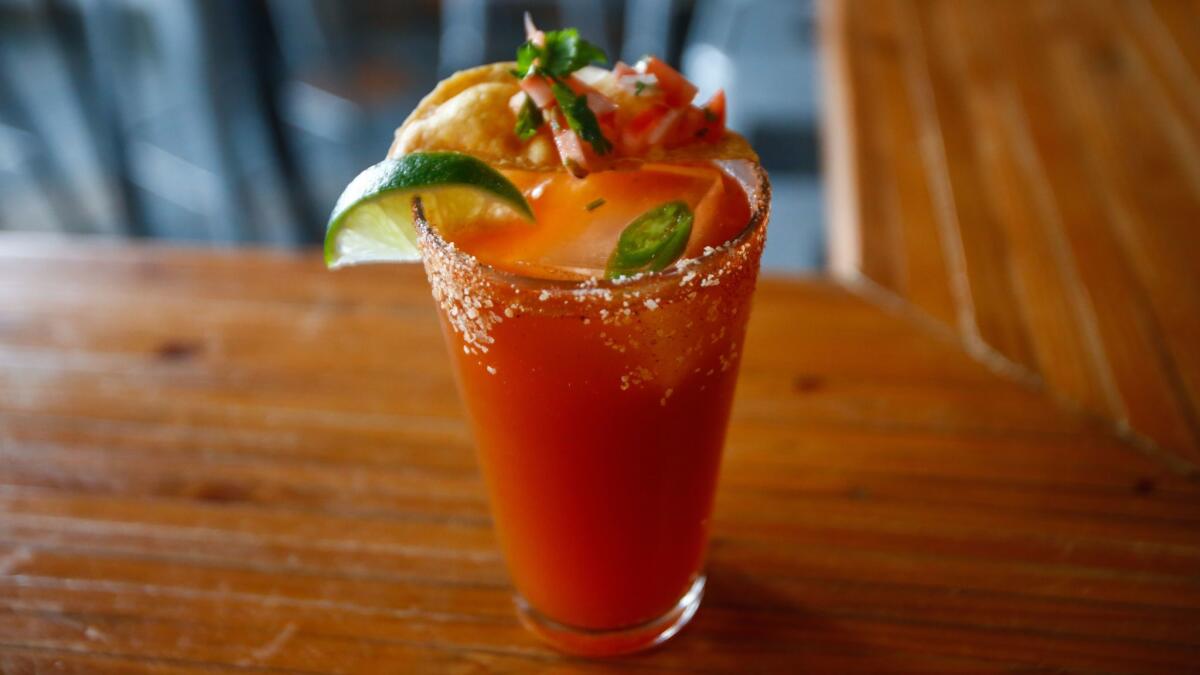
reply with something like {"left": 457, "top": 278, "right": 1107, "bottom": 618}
{"left": 514, "top": 575, "right": 705, "bottom": 657}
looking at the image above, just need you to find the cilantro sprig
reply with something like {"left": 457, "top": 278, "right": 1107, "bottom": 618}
{"left": 551, "top": 81, "right": 612, "bottom": 155}
{"left": 515, "top": 96, "right": 543, "bottom": 141}
{"left": 511, "top": 24, "right": 612, "bottom": 156}
{"left": 512, "top": 28, "right": 607, "bottom": 79}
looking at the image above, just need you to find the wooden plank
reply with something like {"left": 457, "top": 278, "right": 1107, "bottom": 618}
{"left": 904, "top": 0, "right": 1040, "bottom": 369}
{"left": 0, "top": 605, "right": 1017, "bottom": 674}
{"left": 0, "top": 646, "right": 264, "bottom": 674}
{"left": 3, "top": 543, "right": 1198, "bottom": 672}
{"left": 1147, "top": 0, "right": 1200, "bottom": 86}
{"left": 1033, "top": 0, "right": 1200, "bottom": 464}
{"left": 925, "top": 0, "right": 1122, "bottom": 420}
{"left": 840, "top": 0, "right": 906, "bottom": 292}
{"left": 820, "top": 0, "right": 864, "bottom": 278}
{"left": 1124, "top": 0, "right": 1200, "bottom": 137}
{"left": 845, "top": 0, "right": 960, "bottom": 328}
{"left": 971, "top": 0, "right": 1200, "bottom": 462}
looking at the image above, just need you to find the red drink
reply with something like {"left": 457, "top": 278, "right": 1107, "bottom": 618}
{"left": 323, "top": 17, "right": 769, "bottom": 654}
{"left": 416, "top": 160, "right": 769, "bottom": 654}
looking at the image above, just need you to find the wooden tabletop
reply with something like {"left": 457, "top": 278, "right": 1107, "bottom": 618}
{"left": 3, "top": 1, "right": 1200, "bottom": 672}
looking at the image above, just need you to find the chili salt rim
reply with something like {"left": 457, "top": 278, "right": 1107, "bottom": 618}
{"left": 411, "top": 159, "right": 771, "bottom": 295}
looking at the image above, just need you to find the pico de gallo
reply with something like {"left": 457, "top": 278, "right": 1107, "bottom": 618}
{"left": 509, "top": 13, "right": 727, "bottom": 177}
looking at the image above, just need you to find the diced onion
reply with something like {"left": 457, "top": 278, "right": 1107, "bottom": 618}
{"left": 553, "top": 127, "right": 590, "bottom": 177}
{"left": 617, "top": 73, "right": 658, "bottom": 95}
{"left": 586, "top": 92, "right": 617, "bottom": 116}
{"left": 520, "top": 75, "right": 555, "bottom": 108}
{"left": 524, "top": 12, "right": 545, "bottom": 47}
{"left": 647, "top": 107, "right": 683, "bottom": 145}
{"left": 574, "top": 65, "right": 610, "bottom": 86}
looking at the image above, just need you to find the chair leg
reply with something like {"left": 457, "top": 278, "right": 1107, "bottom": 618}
{"left": 38, "top": 0, "right": 145, "bottom": 235}
{"left": 232, "top": 0, "right": 321, "bottom": 244}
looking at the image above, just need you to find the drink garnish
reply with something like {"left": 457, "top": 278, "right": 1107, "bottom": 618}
{"left": 511, "top": 15, "right": 613, "bottom": 173}
{"left": 605, "top": 201, "right": 694, "bottom": 279}
{"left": 347, "top": 16, "right": 760, "bottom": 275}
{"left": 512, "top": 26, "right": 607, "bottom": 80}
{"left": 324, "top": 152, "right": 533, "bottom": 269}
{"left": 549, "top": 80, "right": 613, "bottom": 157}
{"left": 515, "top": 96, "right": 544, "bottom": 141}
{"left": 389, "top": 20, "right": 756, "bottom": 174}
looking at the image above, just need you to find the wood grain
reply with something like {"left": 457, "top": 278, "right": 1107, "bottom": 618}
{"left": 825, "top": 0, "right": 1200, "bottom": 468}
{"left": 0, "top": 234, "right": 1197, "bottom": 672}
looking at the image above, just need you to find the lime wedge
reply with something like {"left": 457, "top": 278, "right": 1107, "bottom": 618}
{"left": 324, "top": 152, "right": 534, "bottom": 268}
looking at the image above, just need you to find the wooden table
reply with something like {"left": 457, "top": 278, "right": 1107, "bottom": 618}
{"left": 2, "top": 1, "right": 1199, "bottom": 672}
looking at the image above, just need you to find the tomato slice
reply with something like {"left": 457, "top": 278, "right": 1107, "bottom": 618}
{"left": 621, "top": 104, "right": 670, "bottom": 153}
{"left": 703, "top": 89, "right": 726, "bottom": 128}
{"left": 641, "top": 57, "right": 698, "bottom": 106}
{"left": 646, "top": 107, "right": 684, "bottom": 146}
{"left": 674, "top": 106, "right": 710, "bottom": 144}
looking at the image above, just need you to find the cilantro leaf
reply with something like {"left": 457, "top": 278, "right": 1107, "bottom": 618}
{"left": 514, "top": 95, "right": 544, "bottom": 141}
{"left": 539, "top": 28, "right": 607, "bottom": 77}
{"left": 511, "top": 28, "right": 607, "bottom": 80}
{"left": 513, "top": 41, "right": 539, "bottom": 78}
{"left": 550, "top": 81, "right": 612, "bottom": 155}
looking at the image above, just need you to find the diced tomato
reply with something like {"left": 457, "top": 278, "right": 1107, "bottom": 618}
{"left": 599, "top": 116, "right": 619, "bottom": 148}
{"left": 559, "top": 76, "right": 581, "bottom": 95}
{"left": 626, "top": 104, "right": 669, "bottom": 135}
{"left": 563, "top": 75, "right": 598, "bottom": 97}
{"left": 668, "top": 90, "right": 725, "bottom": 145}
{"left": 519, "top": 74, "right": 555, "bottom": 108}
{"left": 646, "top": 107, "right": 684, "bottom": 146}
{"left": 641, "top": 57, "right": 698, "bottom": 106}
{"left": 559, "top": 75, "right": 618, "bottom": 117}
{"left": 621, "top": 104, "right": 671, "bottom": 153}
{"left": 674, "top": 105, "right": 710, "bottom": 143}
{"left": 585, "top": 92, "right": 617, "bottom": 117}
{"left": 703, "top": 88, "right": 726, "bottom": 129}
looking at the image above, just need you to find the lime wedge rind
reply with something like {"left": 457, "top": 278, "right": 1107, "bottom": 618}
{"left": 324, "top": 152, "right": 534, "bottom": 269}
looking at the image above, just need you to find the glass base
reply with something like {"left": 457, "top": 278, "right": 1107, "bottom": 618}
{"left": 514, "top": 575, "right": 705, "bottom": 657}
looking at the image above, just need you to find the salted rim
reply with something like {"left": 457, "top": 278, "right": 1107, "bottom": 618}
{"left": 412, "top": 159, "right": 771, "bottom": 293}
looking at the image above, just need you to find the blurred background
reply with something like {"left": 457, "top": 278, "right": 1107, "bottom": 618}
{"left": 0, "top": 0, "right": 823, "bottom": 271}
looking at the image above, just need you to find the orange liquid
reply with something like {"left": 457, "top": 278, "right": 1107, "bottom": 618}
{"left": 450, "top": 163, "right": 750, "bottom": 279}
{"left": 423, "top": 163, "right": 763, "bottom": 633}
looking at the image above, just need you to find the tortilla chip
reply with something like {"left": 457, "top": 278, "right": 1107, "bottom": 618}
{"left": 389, "top": 62, "right": 758, "bottom": 170}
